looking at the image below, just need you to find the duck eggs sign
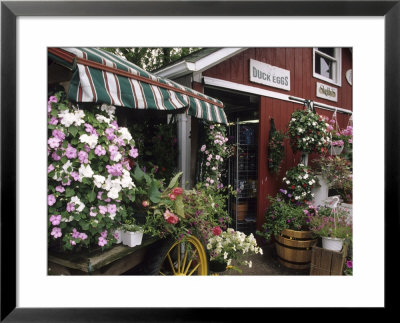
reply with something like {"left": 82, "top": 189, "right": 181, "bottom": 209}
{"left": 249, "top": 59, "right": 290, "bottom": 91}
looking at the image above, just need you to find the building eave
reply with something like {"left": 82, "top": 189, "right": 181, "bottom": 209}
{"left": 154, "top": 48, "right": 247, "bottom": 79}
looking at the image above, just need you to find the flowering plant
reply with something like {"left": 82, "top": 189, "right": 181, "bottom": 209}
{"left": 142, "top": 173, "right": 231, "bottom": 242}
{"left": 256, "top": 195, "right": 313, "bottom": 241}
{"left": 198, "top": 122, "right": 233, "bottom": 190}
{"left": 344, "top": 257, "right": 353, "bottom": 275}
{"left": 287, "top": 109, "right": 330, "bottom": 153}
{"left": 47, "top": 92, "right": 139, "bottom": 251}
{"left": 206, "top": 228, "right": 263, "bottom": 269}
{"left": 309, "top": 206, "right": 352, "bottom": 239}
{"left": 326, "top": 118, "right": 353, "bottom": 149}
{"left": 311, "top": 155, "right": 352, "bottom": 203}
{"left": 267, "top": 128, "right": 287, "bottom": 174}
{"left": 282, "top": 163, "right": 317, "bottom": 203}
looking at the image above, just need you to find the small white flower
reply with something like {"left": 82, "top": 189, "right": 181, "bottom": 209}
{"left": 79, "top": 134, "right": 98, "bottom": 149}
{"left": 79, "top": 164, "right": 94, "bottom": 179}
{"left": 93, "top": 175, "right": 106, "bottom": 188}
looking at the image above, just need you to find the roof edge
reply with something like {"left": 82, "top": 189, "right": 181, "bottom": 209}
{"left": 154, "top": 48, "right": 247, "bottom": 79}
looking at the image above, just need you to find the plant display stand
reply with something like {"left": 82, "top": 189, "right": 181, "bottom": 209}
{"left": 309, "top": 244, "right": 348, "bottom": 275}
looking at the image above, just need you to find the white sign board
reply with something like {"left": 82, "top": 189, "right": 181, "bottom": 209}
{"left": 316, "top": 82, "right": 338, "bottom": 102}
{"left": 249, "top": 59, "right": 290, "bottom": 91}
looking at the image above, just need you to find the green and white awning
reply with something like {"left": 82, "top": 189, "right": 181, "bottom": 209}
{"left": 48, "top": 47, "right": 227, "bottom": 124}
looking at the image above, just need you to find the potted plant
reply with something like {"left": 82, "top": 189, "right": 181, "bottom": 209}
{"left": 282, "top": 163, "right": 318, "bottom": 204}
{"left": 267, "top": 120, "right": 287, "bottom": 175}
{"left": 287, "top": 109, "right": 330, "bottom": 154}
{"left": 206, "top": 227, "right": 263, "bottom": 273}
{"left": 311, "top": 155, "right": 353, "bottom": 204}
{"left": 309, "top": 205, "right": 352, "bottom": 252}
{"left": 120, "top": 219, "right": 144, "bottom": 247}
{"left": 256, "top": 195, "right": 317, "bottom": 269}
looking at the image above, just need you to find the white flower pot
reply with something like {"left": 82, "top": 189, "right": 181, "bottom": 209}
{"left": 322, "top": 236, "right": 344, "bottom": 252}
{"left": 330, "top": 145, "right": 344, "bottom": 156}
{"left": 122, "top": 230, "right": 143, "bottom": 247}
{"left": 312, "top": 175, "right": 329, "bottom": 207}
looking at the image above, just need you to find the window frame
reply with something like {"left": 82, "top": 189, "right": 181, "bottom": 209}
{"left": 313, "top": 48, "right": 342, "bottom": 87}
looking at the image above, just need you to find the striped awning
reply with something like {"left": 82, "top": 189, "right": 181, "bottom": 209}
{"left": 48, "top": 47, "right": 227, "bottom": 124}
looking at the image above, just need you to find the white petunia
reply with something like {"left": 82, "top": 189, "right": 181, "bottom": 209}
{"left": 118, "top": 127, "right": 132, "bottom": 142}
{"left": 79, "top": 164, "right": 94, "bottom": 179}
{"left": 79, "top": 134, "right": 98, "bottom": 149}
{"left": 93, "top": 174, "right": 106, "bottom": 188}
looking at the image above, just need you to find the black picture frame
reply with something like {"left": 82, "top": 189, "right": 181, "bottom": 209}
{"left": 1, "top": 1, "right": 397, "bottom": 321}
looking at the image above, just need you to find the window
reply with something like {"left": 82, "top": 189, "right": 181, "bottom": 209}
{"left": 313, "top": 48, "right": 342, "bottom": 86}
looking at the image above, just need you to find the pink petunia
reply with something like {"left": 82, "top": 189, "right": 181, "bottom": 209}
{"left": 51, "top": 227, "right": 62, "bottom": 239}
{"left": 48, "top": 194, "right": 56, "bottom": 206}
{"left": 49, "top": 214, "right": 61, "bottom": 226}
{"left": 55, "top": 185, "right": 65, "bottom": 193}
{"left": 48, "top": 137, "right": 61, "bottom": 149}
{"left": 129, "top": 147, "right": 139, "bottom": 159}
{"left": 98, "top": 236, "right": 108, "bottom": 247}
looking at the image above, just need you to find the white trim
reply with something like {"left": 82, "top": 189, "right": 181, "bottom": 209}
{"left": 313, "top": 48, "right": 342, "bottom": 87}
{"left": 203, "top": 76, "right": 352, "bottom": 115}
{"left": 155, "top": 48, "right": 246, "bottom": 79}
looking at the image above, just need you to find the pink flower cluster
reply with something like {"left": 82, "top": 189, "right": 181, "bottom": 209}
{"left": 98, "top": 230, "right": 108, "bottom": 246}
{"left": 163, "top": 209, "right": 179, "bottom": 224}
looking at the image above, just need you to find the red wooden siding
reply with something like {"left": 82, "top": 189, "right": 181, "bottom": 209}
{"left": 202, "top": 48, "right": 352, "bottom": 230}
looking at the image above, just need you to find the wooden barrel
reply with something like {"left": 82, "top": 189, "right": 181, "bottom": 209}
{"left": 232, "top": 201, "right": 248, "bottom": 221}
{"left": 275, "top": 229, "right": 317, "bottom": 270}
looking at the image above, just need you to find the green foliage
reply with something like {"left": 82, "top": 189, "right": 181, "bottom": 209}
{"left": 101, "top": 47, "right": 201, "bottom": 71}
{"left": 128, "top": 121, "right": 178, "bottom": 183}
{"left": 256, "top": 195, "right": 312, "bottom": 242}
{"left": 267, "top": 129, "right": 287, "bottom": 174}
{"left": 309, "top": 206, "right": 352, "bottom": 239}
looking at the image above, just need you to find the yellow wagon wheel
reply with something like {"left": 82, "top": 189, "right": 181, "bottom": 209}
{"left": 143, "top": 235, "right": 209, "bottom": 275}
{"left": 159, "top": 235, "right": 208, "bottom": 276}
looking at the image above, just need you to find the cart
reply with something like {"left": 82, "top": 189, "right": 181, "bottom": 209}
{"left": 47, "top": 47, "right": 227, "bottom": 275}
{"left": 48, "top": 235, "right": 209, "bottom": 276}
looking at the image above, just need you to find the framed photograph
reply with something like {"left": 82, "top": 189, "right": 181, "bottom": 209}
{"left": 1, "top": 0, "right": 397, "bottom": 320}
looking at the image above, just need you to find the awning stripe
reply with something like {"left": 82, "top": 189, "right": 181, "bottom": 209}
{"left": 48, "top": 47, "right": 227, "bottom": 124}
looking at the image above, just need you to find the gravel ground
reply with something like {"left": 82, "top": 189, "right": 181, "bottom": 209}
{"left": 216, "top": 244, "right": 310, "bottom": 276}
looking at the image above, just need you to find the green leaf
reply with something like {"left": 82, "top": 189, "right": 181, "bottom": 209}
{"left": 133, "top": 165, "right": 145, "bottom": 182}
{"left": 61, "top": 156, "right": 68, "bottom": 164}
{"left": 89, "top": 150, "right": 95, "bottom": 160}
{"left": 87, "top": 191, "right": 96, "bottom": 203}
{"left": 65, "top": 188, "right": 75, "bottom": 198}
{"left": 174, "top": 195, "right": 185, "bottom": 218}
{"left": 81, "top": 222, "right": 89, "bottom": 230}
{"left": 167, "top": 172, "right": 182, "bottom": 189}
{"left": 69, "top": 125, "right": 78, "bottom": 137}
{"left": 148, "top": 181, "right": 161, "bottom": 203}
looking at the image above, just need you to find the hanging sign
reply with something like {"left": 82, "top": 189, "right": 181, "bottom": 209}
{"left": 249, "top": 59, "right": 290, "bottom": 91}
{"left": 316, "top": 82, "right": 338, "bottom": 102}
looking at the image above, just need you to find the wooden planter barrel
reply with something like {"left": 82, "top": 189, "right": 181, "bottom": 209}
{"left": 232, "top": 201, "right": 248, "bottom": 221}
{"left": 275, "top": 229, "right": 317, "bottom": 270}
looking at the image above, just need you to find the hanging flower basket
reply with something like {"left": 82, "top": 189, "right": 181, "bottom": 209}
{"left": 267, "top": 118, "right": 287, "bottom": 174}
{"left": 288, "top": 109, "right": 330, "bottom": 154}
{"left": 329, "top": 143, "right": 344, "bottom": 156}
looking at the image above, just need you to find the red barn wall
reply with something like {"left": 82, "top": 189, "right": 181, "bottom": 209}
{"left": 202, "top": 48, "right": 353, "bottom": 230}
